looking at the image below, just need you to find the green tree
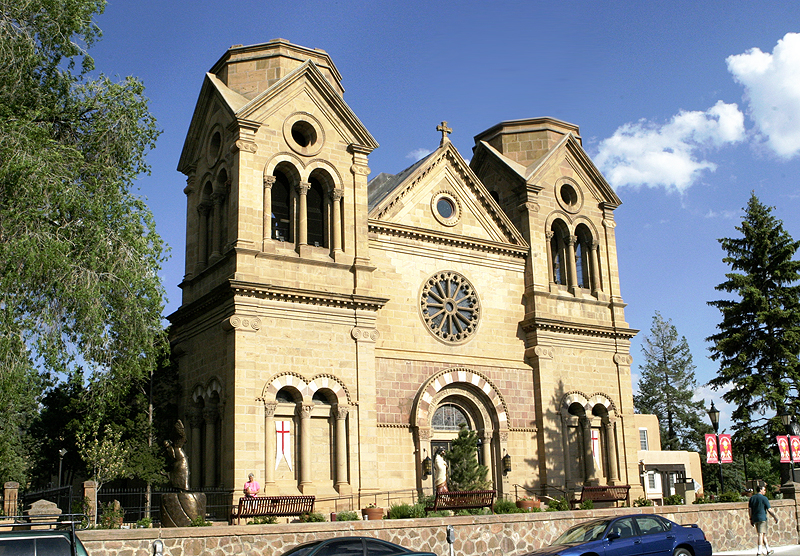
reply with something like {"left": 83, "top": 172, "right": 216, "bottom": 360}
{"left": 634, "top": 312, "right": 709, "bottom": 451}
{"left": 707, "top": 193, "right": 800, "bottom": 431}
{"left": 77, "top": 423, "right": 128, "bottom": 523}
{"left": 444, "top": 424, "right": 490, "bottom": 491}
{"left": 0, "top": 0, "right": 167, "bottom": 483}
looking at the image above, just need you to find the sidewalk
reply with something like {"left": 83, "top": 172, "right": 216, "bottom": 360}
{"left": 715, "top": 546, "right": 800, "bottom": 556}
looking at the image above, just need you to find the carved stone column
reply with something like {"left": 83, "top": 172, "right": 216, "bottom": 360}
{"left": 298, "top": 403, "right": 315, "bottom": 494}
{"left": 195, "top": 203, "right": 209, "bottom": 273}
{"left": 334, "top": 404, "right": 351, "bottom": 494}
{"left": 560, "top": 414, "right": 573, "bottom": 488}
{"left": 210, "top": 192, "right": 224, "bottom": 261}
{"left": 264, "top": 402, "right": 278, "bottom": 490}
{"left": 545, "top": 231, "right": 556, "bottom": 286}
{"left": 262, "top": 175, "right": 275, "bottom": 249}
{"left": 566, "top": 234, "right": 579, "bottom": 295}
{"left": 296, "top": 182, "right": 310, "bottom": 248}
{"left": 480, "top": 432, "right": 493, "bottom": 486}
{"left": 589, "top": 241, "right": 602, "bottom": 295}
{"left": 580, "top": 416, "right": 596, "bottom": 486}
{"left": 331, "top": 188, "right": 343, "bottom": 253}
{"left": 187, "top": 405, "right": 204, "bottom": 490}
{"left": 605, "top": 418, "right": 620, "bottom": 485}
{"left": 202, "top": 404, "right": 218, "bottom": 487}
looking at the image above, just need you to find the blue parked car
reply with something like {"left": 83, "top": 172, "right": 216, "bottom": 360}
{"left": 517, "top": 514, "right": 713, "bottom": 556}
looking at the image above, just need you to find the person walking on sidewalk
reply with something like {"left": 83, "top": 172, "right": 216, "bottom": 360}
{"left": 749, "top": 483, "right": 778, "bottom": 555}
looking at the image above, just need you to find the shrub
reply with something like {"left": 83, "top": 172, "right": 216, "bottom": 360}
{"left": 663, "top": 494, "right": 683, "bottom": 506}
{"left": 426, "top": 510, "right": 451, "bottom": 517}
{"left": 335, "top": 511, "right": 360, "bottom": 521}
{"left": 248, "top": 515, "right": 277, "bottom": 524}
{"left": 493, "top": 499, "right": 524, "bottom": 514}
{"left": 387, "top": 503, "right": 425, "bottom": 519}
{"left": 693, "top": 495, "right": 713, "bottom": 504}
{"left": 717, "top": 491, "right": 745, "bottom": 503}
{"left": 99, "top": 501, "right": 124, "bottom": 529}
{"left": 455, "top": 508, "right": 490, "bottom": 516}
{"left": 545, "top": 497, "right": 570, "bottom": 512}
{"left": 135, "top": 517, "right": 152, "bottom": 528}
{"left": 299, "top": 511, "right": 326, "bottom": 522}
{"left": 189, "top": 515, "right": 212, "bottom": 527}
{"left": 633, "top": 496, "right": 653, "bottom": 507}
{"left": 579, "top": 500, "right": 594, "bottom": 510}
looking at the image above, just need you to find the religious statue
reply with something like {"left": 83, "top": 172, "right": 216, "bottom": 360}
{"left": 160, "top": 420, "right": 206, "bottom": 527}
{"left": 434, "top": 448, "right": 448, "bottom": 493}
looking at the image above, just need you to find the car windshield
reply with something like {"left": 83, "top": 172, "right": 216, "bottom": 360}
{"left": 554, "top": 520, "right": 612, "bottom": 545}
{"left": 282, "top": 541, "right": 323, "bottom": 556}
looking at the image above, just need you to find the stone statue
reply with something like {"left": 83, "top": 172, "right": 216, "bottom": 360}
{"left": 164, "top": 420, "right": 190, "bottom": 491}
{"left": 434, "top": 448, "right": 448, "bottom": 493}
{"left": 160, "top": 420, "right": 206, "bottom": 527}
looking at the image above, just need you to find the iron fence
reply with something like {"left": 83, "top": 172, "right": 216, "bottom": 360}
{"left": 96, "top": 487, "right": 235, "bottom": 524}
{"left": 20, "top": 485, "right": 74, "bottom": 516}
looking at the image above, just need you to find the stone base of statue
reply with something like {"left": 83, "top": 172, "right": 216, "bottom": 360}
{"left": 160, "top": 492, "right": 206, "bottom": 527}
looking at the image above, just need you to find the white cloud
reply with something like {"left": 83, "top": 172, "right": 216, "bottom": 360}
{"left": 727, "top": 32, "right": 800, "bottom": 159}
{"left": 595, "top": 101, "right": 745, "bottom": 192}
{"left": 704, "top": 209, "right": 738, "bottom": 219}
{"left": 406, "top": 148, "right": 432, "bottom": 161}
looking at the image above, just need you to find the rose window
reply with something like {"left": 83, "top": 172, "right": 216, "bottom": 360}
{"left": 420, "top": 271, "right": 480, "bottom": 343}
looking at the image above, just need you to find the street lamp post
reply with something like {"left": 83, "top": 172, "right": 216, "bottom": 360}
{"left": 780, "top": 408, "right": 797, "bottom": 483}
{"left": 58, "top": 448, "right": 67, "bottom": 488}
{"left": 707, "top": 402, "right": 724, "bottom": 494}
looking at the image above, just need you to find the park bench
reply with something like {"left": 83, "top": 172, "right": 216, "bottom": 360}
{"left": 573, "top": 485, "right": 630, "bottom": 508}
{"left": 229, "top": 495, "right": 315, "bottom": 525}
{"left": 424, "top": 489, "right": 496, "bottom": 514}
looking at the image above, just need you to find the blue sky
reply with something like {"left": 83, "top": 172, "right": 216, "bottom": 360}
{"left": 90, "top": 1, "right": 800, "bottom": 433}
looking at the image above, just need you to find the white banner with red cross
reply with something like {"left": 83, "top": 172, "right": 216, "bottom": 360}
{"left": 276, "top": 420, "right": 293, "bottom": 471}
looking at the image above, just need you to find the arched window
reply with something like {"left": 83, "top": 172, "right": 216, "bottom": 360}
{"left": 550, "top": 221, "right": 569, "bottom": 286}
{"left": 576, "top": 224, "right": 598, "bottom": 292}
{"left": 271, "top": 168, "right": 292, "bottom": 242}
{"left": 307, "top": 176, "right": 326, "bottom": 248}
{"left": 432, "top": 404, "right": 471, "bottom": 431}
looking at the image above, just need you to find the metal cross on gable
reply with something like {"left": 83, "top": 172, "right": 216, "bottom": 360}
{"left": 437, "top": 121, "right": 452, "bottom": 145}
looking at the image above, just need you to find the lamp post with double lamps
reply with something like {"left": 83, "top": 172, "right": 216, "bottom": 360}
{"left": 707, "top": 402, "right": 724, "bottom": 494}
{"left": 780, "top": 408, "right": 798, "bottom": 484}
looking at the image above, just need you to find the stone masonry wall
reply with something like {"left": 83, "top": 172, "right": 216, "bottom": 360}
{"left": 78, "top": 500, "right": 800, "bottom": 556}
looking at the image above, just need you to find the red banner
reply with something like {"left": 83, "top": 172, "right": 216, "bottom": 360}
{"left": 791, "top": 436, "right": 800, "bottom": 462}
{"left": 719, "top": 434, "right": 733, "bottom": 463}
{"left": 706, "top": 434, "right": 719, "bottom": 464}
{"left": 778, "top": 436, "right": 791, "bottom": 463}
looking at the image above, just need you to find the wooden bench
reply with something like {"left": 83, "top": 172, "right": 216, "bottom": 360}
{"left": 229, "top": 495, "right": 315, "bottom": 525}
{"left": 424, "top": 490, "right": 496, "bottom": 514}
{"left": 574, "top": 485, "right": 630, "bottom": 508}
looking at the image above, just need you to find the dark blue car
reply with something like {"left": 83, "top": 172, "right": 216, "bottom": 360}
{"left": 518, "top": 514, "right": 713, "bottom": 556}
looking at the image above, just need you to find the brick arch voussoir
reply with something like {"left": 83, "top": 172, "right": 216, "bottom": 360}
{"left": 263, "top": 372, "right": 310, "bottom": 401}
{"left": 587, "top": 392, "right": 617, "bottom": 416}
{"left": 560, "top": 391, "right": 590, "bottom": 415}
{"left": 307, "top": 374, "right": 351, "bottom": 405}
{"left": 414, "top": 367, "right": 508, "bottom": 430}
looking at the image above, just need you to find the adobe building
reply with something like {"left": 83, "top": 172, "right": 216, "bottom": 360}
{"left": 169, "top": 38, "right": 657, "bottom": 506}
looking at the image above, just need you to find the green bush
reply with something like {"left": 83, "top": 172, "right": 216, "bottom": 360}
{"left": 692, "top": 495, "right": 713, "bottom": 504}
{"left": 493, "top": 499, "right": 525, "bottom": 514}
{"left": 455, "top": 508, "right": 490, "bottom": 516}
{"left": 579, "top": 500, "right": 594, "bottom": 510}
{"left": 99, "top": 501, "right": 124, "bottom": 529}
{"left": 426, "top": 510, "right": 451, "bottom": 517}
{"left": 717, "top": 491, "right": 745, "bottom": 503}
{"left": 135, "top": 517, "right": 152, "bottom": 528}
{"left": 663, "top": 494, "right": 683, "bottom": 506}
{"left": 299, "top": 512, "right": 326, "bottom": 522}
{"left": 387, "top": 503, "right": 426, "bottom": 519}
{"left": 335, "top": 511, "right": 359, "bottom": 521}
{"left": 248, "top": 515, "right": 277, "bottom": 524}
{"left": 633, "top": 496, "right": 653, "bottom": 507}
{"left": 189, "top": 515, "right": 212, "bottom": 527}
{"left": 545, "top": 497, "right": 570, "bottom": 512}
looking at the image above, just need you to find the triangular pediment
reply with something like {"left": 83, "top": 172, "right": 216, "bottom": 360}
{"left": 237, "top": 60, "right": 378, "bottom": 151}
{"left": 369, "top": 141, "right": 527, "bottom": 250}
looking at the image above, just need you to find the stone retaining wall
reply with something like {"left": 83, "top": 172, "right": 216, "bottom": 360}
{"left": 78, "top": 500, "right": 800, "bottom": 556}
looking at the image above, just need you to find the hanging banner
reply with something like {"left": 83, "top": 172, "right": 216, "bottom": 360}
{"left": 275, "top": 420, "right": 293, "bottom": 471}
{"left": 719, "top": 434, "right": 733, "bottom": 463}
{"left": 778, "top": 436, "right": 791, "bottom": 463}
{"left": 791, "top": 436, "right": 800, "bottom": 462}
{"left": 705, "top": 434, "right": 719, "bottom": 464}
{"left": 591, "top": 429, "right": 601, "bottom": 465}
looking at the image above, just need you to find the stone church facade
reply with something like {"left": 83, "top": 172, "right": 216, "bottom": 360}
{"left": 169, "top": 39, "right": 646, "bottom": 504}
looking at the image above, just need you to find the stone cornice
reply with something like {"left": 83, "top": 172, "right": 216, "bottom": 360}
{"left": 521, "top": 316, "right": 638, "bottom": 339}
{"left": 368, "top": 220, "right": 528, "bottom": 258}
{"left": 169, "top": 279, "right": 388, "bottom": 326}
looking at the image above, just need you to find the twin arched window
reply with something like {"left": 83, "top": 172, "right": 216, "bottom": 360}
{"left": 549, "top": 221, "right": 600, "bottom": 293}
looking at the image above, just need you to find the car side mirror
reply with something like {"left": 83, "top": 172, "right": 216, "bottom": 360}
{"left": 607, "top": 533, "right": 620, "bottom": 541}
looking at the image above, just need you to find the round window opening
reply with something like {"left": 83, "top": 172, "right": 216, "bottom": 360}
{"left": 437, "top": 197, "right": 454, "bottom": 219}
{"left": 291, "top": 120, "right": 317, "bottom": 148}
{"left": 420, "top": 271, "right": 480, "bottom": 343}
{"left": 560, "top": 183, "right": 578, "bottom": 207}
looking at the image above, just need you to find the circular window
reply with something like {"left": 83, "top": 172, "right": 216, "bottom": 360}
{"left": 555, "top": 180, "right": 583, "bottom": 213}
{"left": 431, "top": 192, "right": 461, "bottom": 226}
{"left": 283, "top": 112, "right": 324, "bottom": 157}
{"left": 420, "top": 271, "right": 480, "bottom": 344}
{"left": 206, "top": 128, "right": 222, "bottom": 166}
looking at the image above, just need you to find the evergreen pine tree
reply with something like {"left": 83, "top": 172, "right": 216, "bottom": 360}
{"left": 444, "top": 424, "right": 490, "bottom": 491}
{"left": 634, "top": 312, "right": 709, "bottom": 451}
{"left": 707, "top": 193, "right": 800, "bottom": 431}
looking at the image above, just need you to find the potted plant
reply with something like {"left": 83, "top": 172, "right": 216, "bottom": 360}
{"left": 361, "top": 503, "right": 384, "bottom": 520}
{"left": 515, "top": 496, "right": 541, "bottom": 511}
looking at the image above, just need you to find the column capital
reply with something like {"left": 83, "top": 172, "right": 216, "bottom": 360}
{"left": 545, "top": 230, "right": 554, "bottom": 240}
{"left": 203, "top": 405, "right": 219, "bottom": 423}
{"left": 335, "top": 404, "right": 350, "bottom": 420}
{"left": 299, "top": 403, "right": 314, "bottom": 419}
{"left": 264, "top": 401, "right": 278, "bottom": 418}
{"left": 263, "top": 175, "right": 276, "bottom": 189}
{"left": 197, "top": 203, "right": 210, "bottom": 216}
{"left": 296, "top": 182, "right": 310, "bottom": 196}
{"left": 211, "top": 191, "right": 226, "bottom": 205}
{"left": 330, "top": 188, "right": 344, "bottom": 202}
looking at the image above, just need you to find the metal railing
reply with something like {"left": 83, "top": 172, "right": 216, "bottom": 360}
{"left": 96, "top": 487, "right": 235, "bottom": 523}
{"left": 512, "top": 484, "right": 567, "bottom": 501}
{"left": 20, "top": 485, "right": 74, "bottom": 516}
